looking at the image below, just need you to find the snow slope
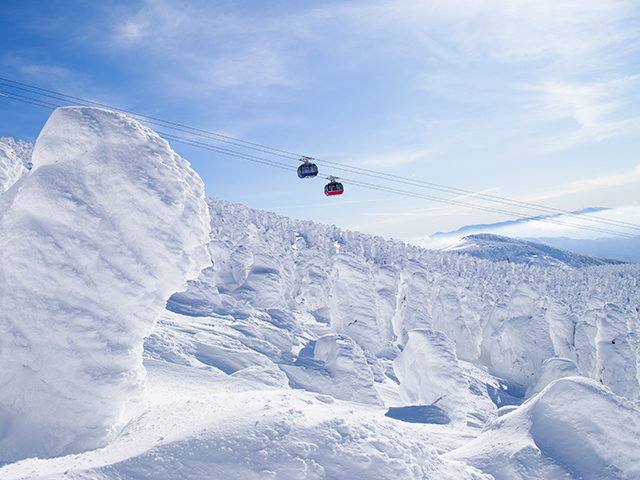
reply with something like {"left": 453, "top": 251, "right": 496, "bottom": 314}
{"left": 1, "top": 108, "right": 639, "bottom": 479}
{"left": 447, "top": 377, "right": 640, "bottom": 479}
{"left": 424, "top": 211, "right": 640, "bottom": 264}
{"left": 169, "top": 199, "right": 640, "bottom": 399}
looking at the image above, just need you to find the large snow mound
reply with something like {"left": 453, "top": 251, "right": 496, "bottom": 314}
{"left": 0, "top": 107, "right": 210, "bottom": 462}
{"left": 0, "top": 358, "right": 493, "bottom": 480}
{"left": 446, "top": 377, "right": 640, "bottom": 479}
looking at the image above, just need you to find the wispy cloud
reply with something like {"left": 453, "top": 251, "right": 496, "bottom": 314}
{"left": 111, "top": 0, "right": 195, "bottom": 47}
{"left": 4, "top": 0, "right": 640, "bottom": 246}
{"left": 414, "top": 32, "right": 467, "bottom": 68}
{"left": 519, "top": 164, "right": 640, "bottom": 202}
{"left": 351, "top": 145, "right": 452, "bottom": 168}
{"left": 104, "top": 0, "right": 640, "bottom": 103}
{"left": 536, "top": 75, "right": 640, "bottom": 143}
{"left": 109, "top": 0, "right": 310, "bottom": 94}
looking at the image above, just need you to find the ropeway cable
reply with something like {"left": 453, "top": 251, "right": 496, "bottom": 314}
{"left": 160, "top": 133, "right": 294, "bottom": 173}
{"left": 0, "top": 89, "right": 63, "bottom": 110}
{"left": 2, "top": 76, "right": 639, "bottom": 232}
{"left": 0, "top": 77, "right": 300, "bottom": 159}
{"left": 306, "top": 158, "right": 640, "bottom": 231}
{"left": 2, "top": 77, "right": 639, "bottom": 238}
{"left": 161, "top": 133, "right": 640, "bottom": 240}
{"left": 341, "top": 177, "right": 640, "bottom": 240}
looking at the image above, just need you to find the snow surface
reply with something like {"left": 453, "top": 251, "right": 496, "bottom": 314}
{"left": 1, "top": 108, "right": 640, "bottom": 479}
{"left": 447, "top": 377, "right": 640, "bottom": 479}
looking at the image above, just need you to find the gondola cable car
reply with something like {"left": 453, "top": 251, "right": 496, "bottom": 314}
{"left": 324, "top": 176, "right": 344, "bottom": 196}
{"left": 297, "top": 156, "right": 319, "bottom": 179}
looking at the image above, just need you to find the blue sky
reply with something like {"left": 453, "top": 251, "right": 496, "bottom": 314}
{"left": 1, "top": 0, "right": 640, "bottom": 249}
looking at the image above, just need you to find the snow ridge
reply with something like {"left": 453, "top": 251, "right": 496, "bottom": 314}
{"left": 445, "top": 232, "right": 628, "bottom": 267}
{"left": 156, "top": 197, "right": 640, "bottom": 478}
{"left": 157, "top": 196, "right": 640, "bottom": 477}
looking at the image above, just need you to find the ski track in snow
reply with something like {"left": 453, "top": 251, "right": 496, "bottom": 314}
{"left": 1, "top": 111, "right": 640, "bottom": 479}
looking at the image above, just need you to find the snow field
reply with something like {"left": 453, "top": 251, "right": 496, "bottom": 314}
{"left": 163, "top": 196, "right": 640, "bottom": 478}
{"left": 0, "top": 356, "right": 491, "bottom": 479}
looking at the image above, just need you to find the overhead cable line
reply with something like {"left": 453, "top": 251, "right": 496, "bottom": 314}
{"left": 0, "top": 77, "right": 299, "bottom": 159}
{"left": 308, "top": 158, "right": 640, "bottom": 232}
{"left": 159, "top": 133, "right": 294, "bottom": 173}
{"left": 2, "top": 76, "right": 639, "bottom": 230}
{"left": 153, "top": 134, "right": 640, "bottom": 240}
{"left": 341, "top": 177, "right": 640, "bottom": 240}
{"left": 2, "top": 77, "right": 639, "bottom": 237}
{"left": 0, "top": 89, "right": 63, "bottom": 110}
{"left": 3, "top": 76, "right": 638, "bottom": 233}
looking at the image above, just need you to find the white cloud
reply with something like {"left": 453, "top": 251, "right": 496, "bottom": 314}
{"left": 98, "top": 0, "right": 640, "bottom": 205}
{"left": 341, "top": 0, "right": 639, "bottom": 60}
{"left": 104, "top": 0, "right": 640, "bottom": 102}
{"left": 351, "top": 145, "right": 451, "bottom": 168}
{"left": 109, "top": 0, "right": 306, "bottom": 93}
{"left": 537, "top": 75, "right": 640, "bottom": 143}
{"left": 519, "top": 164, "right": 640, "bottom": 202}
{"left": 111, "top": 0, "right": 194, "bottom": 47}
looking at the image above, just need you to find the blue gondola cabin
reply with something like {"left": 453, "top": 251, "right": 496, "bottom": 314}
{"left": 297, "top": 157, "right": 318, "bottom": 179}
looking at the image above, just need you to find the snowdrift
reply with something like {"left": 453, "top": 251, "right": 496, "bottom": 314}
{"left": 153, "top": 197, "right": 640, "bottom": 477}
{"left": 0, "top": 107, "right": 210, "bottom": 462}
{"left": 1, "top": 108, "right": 640, "bottom": 479}
{"left": 447, "top": 377, "right": 640, "bottom": 479}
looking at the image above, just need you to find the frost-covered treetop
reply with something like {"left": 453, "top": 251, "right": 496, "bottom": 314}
{"left": 0, "top": 136, "right": 33, "bottom": 193}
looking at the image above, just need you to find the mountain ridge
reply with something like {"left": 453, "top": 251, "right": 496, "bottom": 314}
{"left": 445, "top": 232, "right": 628, "bottom": 267}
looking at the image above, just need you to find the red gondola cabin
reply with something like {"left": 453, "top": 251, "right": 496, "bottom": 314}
{"left": 324, "top": 178, "right": 344, "bottom": 196}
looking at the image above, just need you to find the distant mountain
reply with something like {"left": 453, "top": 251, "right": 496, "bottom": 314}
{"left": 525, "top": 235, "right": 640, "bottom": 264}
{"left": 444, "top": 233, "right": 627, "bottom": 268}
{"left": 430, "top": 207, "right": 613, "bottom": 239}
{"left": 424, "top": 208, "right": 640, "bottom": 264}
